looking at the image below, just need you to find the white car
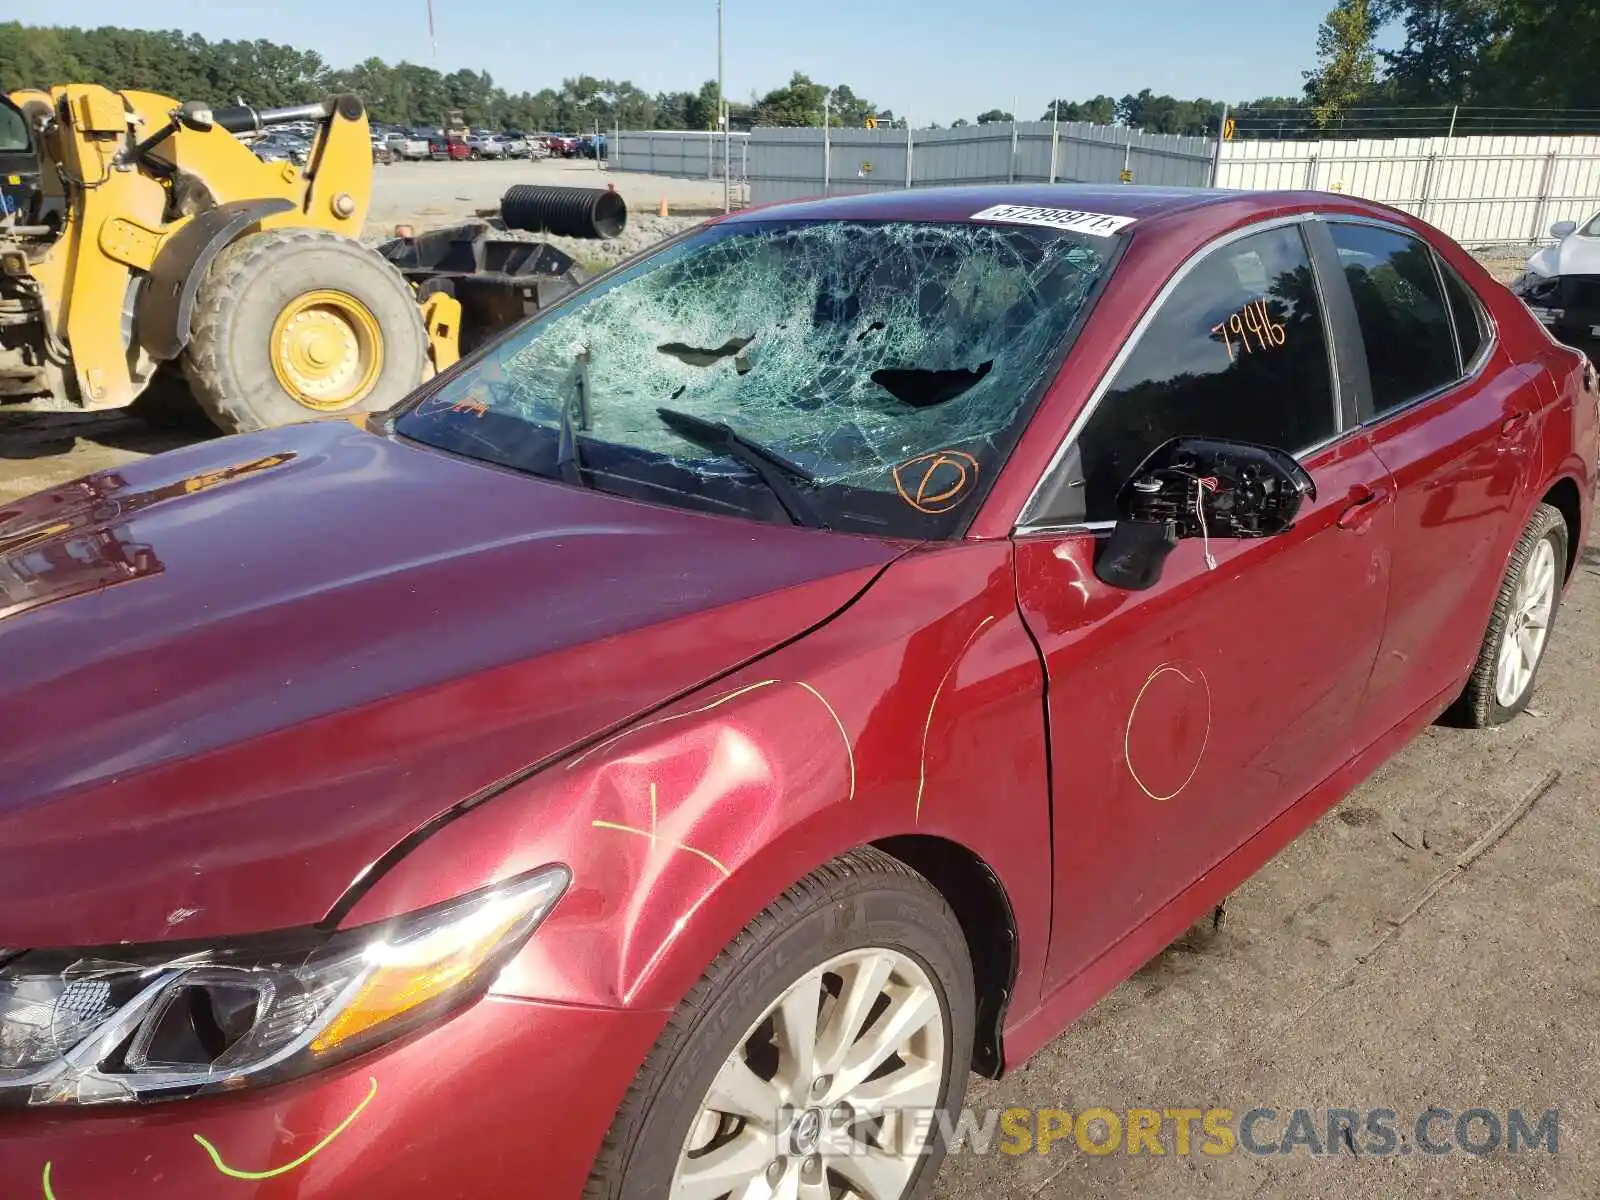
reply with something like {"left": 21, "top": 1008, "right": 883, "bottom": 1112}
{"left": 385, "top": 132, "right": 431, "bottom": 161}
{"left": 465, "top": 134, "right": 507, "bottom": 159}
{"left": 1511, "top": 213, "right": 1600, "bottom": 340}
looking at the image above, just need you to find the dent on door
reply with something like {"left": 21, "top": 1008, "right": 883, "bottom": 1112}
{"left": 1015, "top": 433, "right": 1395, "bottom": 990}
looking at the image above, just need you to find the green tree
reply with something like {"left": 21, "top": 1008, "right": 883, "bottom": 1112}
{"left": 753, "top": 71, "right": 826, "bottom": 126}
{"left": 975, "top": 108, "right": 1013, "bottom": 124}
{"left": 1305, "top": 0, "right": 1379, "bottom": 125}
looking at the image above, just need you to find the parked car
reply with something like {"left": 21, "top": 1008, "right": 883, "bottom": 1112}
{"left": 371, "top": 137, "right": 394, "bottom": 165}
{"left": 465, "top": 133, "right": 507, "bottom": 159}
{"left": 1511, "top": 212, "right": 1600, "bottom": 345}
{"left": 246, "top": 132, "right": 308, "bottom": 165}
{"left": 1, "top": 186, "right": 1593, "bottom": 1198}
{"left": 546, "top": 132, "right": 581, "bottom": 157}
{"left": 385, "top": 132, "right": 430, "bottom": 161}
{"left": 500, "top": 134, "right": 530, "bottom": 158}
{"left": 576, "top": 133, "right": 607, "bottom": 159}
{"left": 429, "top": 136, "right": 471, "bottom": 161}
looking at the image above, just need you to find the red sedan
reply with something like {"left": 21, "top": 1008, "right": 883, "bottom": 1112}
{"left": 0, "top": 186, "right": 1593, "bottom": 1198}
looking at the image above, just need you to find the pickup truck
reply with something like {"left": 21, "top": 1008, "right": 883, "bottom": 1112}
{"left": 385, "top": 132, "right": 430, "bottom": 161}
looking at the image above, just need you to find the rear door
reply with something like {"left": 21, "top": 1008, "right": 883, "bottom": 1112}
{"left": 1012, "top": 218, "right": 1398, "bottom": 987}
{"left": 1316, "top": 219, "right": 1544, "bottom": 735}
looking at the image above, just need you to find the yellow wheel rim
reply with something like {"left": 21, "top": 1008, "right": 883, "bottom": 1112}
{"left": 269, "top": 289, "right": 385, "bottom": 412}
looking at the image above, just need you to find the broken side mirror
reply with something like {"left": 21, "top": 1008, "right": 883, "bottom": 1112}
{"left": 1093, "top": 436, "right": 1317, "bottom": 591}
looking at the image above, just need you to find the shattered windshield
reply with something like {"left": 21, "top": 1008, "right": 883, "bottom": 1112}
{"left": 396, "top": 218, "right": 1118, "bottom": 537}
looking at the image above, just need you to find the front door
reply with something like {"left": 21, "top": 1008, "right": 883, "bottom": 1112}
{"left": 1011, "top": 220, "right": 1397, "bottom": 988}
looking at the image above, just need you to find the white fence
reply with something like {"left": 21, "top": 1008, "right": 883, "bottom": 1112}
{"left": 1216, "top": 135, "right": 1600, "bottom": 246}
{"left": 610, "top": 122, "right": 1600, "bottom": 246}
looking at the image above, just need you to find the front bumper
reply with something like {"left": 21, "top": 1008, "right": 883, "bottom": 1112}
{"left": 1514, "top": 272, "right": 1600, "bottom": 336}
{"left": 0, "top": 995, "right": 666, "bottom": 1199}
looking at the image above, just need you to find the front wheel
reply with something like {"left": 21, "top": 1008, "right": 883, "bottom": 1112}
{"left": 585, "top": 848, "right": 974, "bottom": 1200}
{"left": 1453, "top": 502, "right": 1567, "bottom": 726}
{"left": 183, "top": 228, "right": 427, "bottom": 434}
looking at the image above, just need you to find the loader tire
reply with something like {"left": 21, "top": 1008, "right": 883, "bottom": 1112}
{"left": 183, "top": 227, "right": 426, "bottom": 434}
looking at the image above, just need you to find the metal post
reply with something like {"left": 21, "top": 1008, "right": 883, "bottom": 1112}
{"left": 1447, "top": 104, "right": 1459, "bottom": 140}
{"left": 1531, "top": 149, "right": 1560, "bottom": 242}
{"left": 707, "top": 130, "right": 713, "bottom": 179}
{"left": 1008, "top": 96, "right": 1018, "bottom": 183}
{"left": 823, "top": 93, "right": 831, "bottom": 196}
{"left": 718, "top": 0, "right": 729, "bottom": 213}
{"left": 1417, "top": 151, "right": 1437, "bottom": 221}
{"left": 1049, "top": 98, "right": 1059, "bottom": 184}
{"left": 1210, "top": 103, "right": 1229, "bottom": 187}
{"left": 905, "top": 115, "right": 913, "bottom": 190}
{"left": 1304, "top": 152, "right": 1318, "bottom": 190}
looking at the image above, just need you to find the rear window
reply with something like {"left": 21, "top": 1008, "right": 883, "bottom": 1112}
{"left": 1329, "top": 223, "right": 1458, "bottom": 416}
{"left": 1438, "top": 257, "right": 1488, "bottom": 370}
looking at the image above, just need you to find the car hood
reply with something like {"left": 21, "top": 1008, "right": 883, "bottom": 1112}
{"left": 0, "top": 420, "right": 902, "bottom": 947}
{"left": 1527, "top": 233, "right": 1600, "bottom": 278}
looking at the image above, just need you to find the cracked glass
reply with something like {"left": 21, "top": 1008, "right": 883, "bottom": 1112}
{"left": 397, "top": 218, "right": 1118, "bottom": 537}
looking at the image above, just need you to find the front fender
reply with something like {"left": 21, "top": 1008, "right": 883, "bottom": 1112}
{"left": 135, "top": 196, "right": 295, "bottom": 360}
{"left": 336, "top": 543, "right": 1053, "bottom": 1018}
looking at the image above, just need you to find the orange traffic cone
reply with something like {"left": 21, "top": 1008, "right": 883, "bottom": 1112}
{"left": 658, "top": 195, "right": 670, "bottom": 217}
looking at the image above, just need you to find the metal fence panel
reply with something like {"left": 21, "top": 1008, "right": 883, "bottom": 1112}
{"left": 1216, "top": 133, "right": 1600, "bottom": 245}
{"left": 737, "top": 122, "right": 1212, "bottom": 205}
{"left": 611, "top": 130, "right": 748, "bottom": 180}
{"left": 613, "top": 124, "right": 1600, "bottom": 244}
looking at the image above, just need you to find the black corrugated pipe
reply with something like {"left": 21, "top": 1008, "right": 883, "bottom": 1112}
{"left": 500, "top": 185, "right": 628, "bottom": 239}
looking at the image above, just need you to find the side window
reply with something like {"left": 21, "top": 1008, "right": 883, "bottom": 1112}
{"left": 1438, "top": 256, "right": 1488, "bottom": 370}
{"left": 1071, "top": 224, "right": 1338, "bottom": 523}
{"left": 1328, "top": 223, "right": 1458, "bottom": 416}
{"left": 0, "top": 100, "right": 29, "bottom": 154}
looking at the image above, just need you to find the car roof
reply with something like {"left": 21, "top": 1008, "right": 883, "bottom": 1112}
{"left": 722, "top": 184, "right": 1401, "bottom": 234}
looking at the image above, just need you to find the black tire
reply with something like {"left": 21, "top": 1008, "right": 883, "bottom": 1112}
{"left": 585, "top": 847, "right": 975, "bottom": 1200}
{"left": 1452, "top": 502, "right": 1567, "bottom": 727}
{"left": 183, "top": 227, "right": 426, "bottom": 434}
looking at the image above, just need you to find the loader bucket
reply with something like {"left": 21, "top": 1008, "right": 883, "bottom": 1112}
{"left": 376, "top": 222, "right": 588, "bottom": 355}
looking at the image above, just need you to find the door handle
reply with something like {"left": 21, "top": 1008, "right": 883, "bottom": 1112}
{"left": 1500, "top": 410, "right": 1531, "bottom": 438}
{"left": 1337, "top": 485, "right": 1391, "bottom": 532}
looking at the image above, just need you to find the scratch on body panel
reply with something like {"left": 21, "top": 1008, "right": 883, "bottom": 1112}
{"left": 193, "top": 1076, "right": 379, "bottom": 1180}
{"left": 592, "top": 782, "right": 731, "bottom": 878}
{"left": 1124, "top": 663, "right": 1212, "bottom": 802}
{"left": 916, "top": 615, "right": 998, "bottom": 823}
{"left": 39, "top": 1076, "right": 379, "bottom": 1196}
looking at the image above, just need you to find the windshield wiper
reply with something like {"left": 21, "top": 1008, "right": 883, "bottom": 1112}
{"left": 556, "top": 349, "right": 593, "bottom": 488}
{"left": 655, "top": 406, "right": 823, "bottom": 527}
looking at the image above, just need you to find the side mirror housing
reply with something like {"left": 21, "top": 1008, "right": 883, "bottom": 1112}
{"left": 177, "top": 100, "right": 215, "bottom": 133}
{"left": 1551, "top": 220, "right": 1578, "bottom": 239}
{"left": 1093, "top": 436, "right": 1316, "bottom": 590}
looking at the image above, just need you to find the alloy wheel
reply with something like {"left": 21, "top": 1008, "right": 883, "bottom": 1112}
{"left": 673, "top": 947, "right": 948, "bottom": 1200}
{"left": 1495, "top": 536, "right": 1557, "bottom": 707}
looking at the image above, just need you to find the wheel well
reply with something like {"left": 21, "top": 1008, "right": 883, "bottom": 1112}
{"left": 874, "top": 834, "right": 1017, "bottom": 1079}
{"left": 1543, "top": 477, "right": 1583, "bottom": 583}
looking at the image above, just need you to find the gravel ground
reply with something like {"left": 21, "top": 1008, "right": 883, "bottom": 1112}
{"left": 3, "top": 235, "right": 1598, "bottom": 1199}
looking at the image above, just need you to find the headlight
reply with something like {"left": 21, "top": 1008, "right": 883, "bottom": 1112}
{"left": 0, "top": 865, "right": 568, "bottom": 1107}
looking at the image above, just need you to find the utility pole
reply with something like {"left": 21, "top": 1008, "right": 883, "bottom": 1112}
{"left": 718, "top": 0, "right": 730, "bottom": 212}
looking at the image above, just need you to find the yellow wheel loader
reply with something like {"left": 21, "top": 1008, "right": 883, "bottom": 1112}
{"left": 0, "top": 84, "right": 462, "bottom": 433}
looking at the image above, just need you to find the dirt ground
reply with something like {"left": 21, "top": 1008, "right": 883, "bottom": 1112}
{"left": 2, "top": 228, "right": 1597, "bottom": 1197}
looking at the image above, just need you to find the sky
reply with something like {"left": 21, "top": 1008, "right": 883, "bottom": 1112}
{"left": 37, "top": 0, "right": 1335, "bottom": 126}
